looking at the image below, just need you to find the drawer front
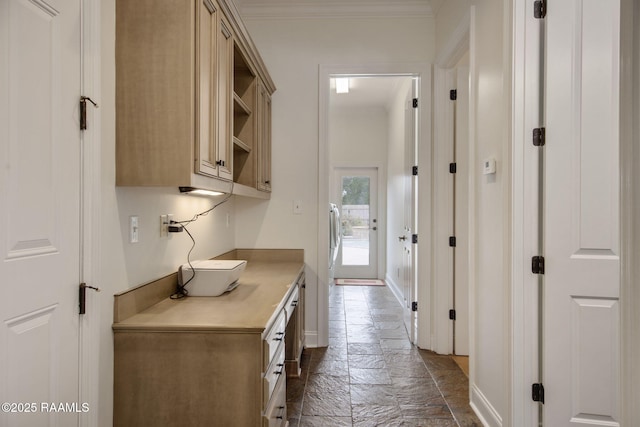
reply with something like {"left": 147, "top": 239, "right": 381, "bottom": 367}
{"left": 263, "top": 343, "right": 285, "bottom": 407}
{"left": 284, "top": 285, "right": 299, "bottom": 323}
{"left": 263, "top": 310, "right": 286, "bottom": 370}
{"left": 263, "top": 373, "right": 287, "bottom": 427}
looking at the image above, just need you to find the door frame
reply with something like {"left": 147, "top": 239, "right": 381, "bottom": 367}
{"left": 79, "top": 0, "right": 101, "bottom": 424}
{"left": 332, "top": 164, "right": 383, "bottom": 280}
{"left": 317, "top": 63, "right": 432, "bottom": 349}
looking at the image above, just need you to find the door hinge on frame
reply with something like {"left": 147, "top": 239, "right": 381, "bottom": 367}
{"left": 532, "top": 256, "right": 545, "bottom": 274}
{"left": 533, "top": 127, "right": 546, "bottom": 146}
{"left": 449, "top": 163, "right": 457, "bottom": 174}
{"left": 449, "top": 309, "right": 456, "bottom": 320}
{"left": 80, "top": 96, "right": 99, "bottom": 131}
{"left": 532, "top": 383, "right": 545, "bottom": 403}
{"left": 534, "top": 0, "right": 546, "bottom": 19}
{"left": 412, "top": 234, "right": 418, "bottom": 244}
{"left": 412, "top": 98, "right": 418, "bottom": 108}
{"left": 412, "top": 166, "right": 418, "bottom": 176}
{"left": 79, "top": 282, "right": 101, "bottom": 315}
{"left": 449, "top": 89, "right": 457, "bottom": 101}
{"left": 449, "top": 236, "right": 457, "bottom": 247}
{"left": 411, "top": 301, "right": 418, "bottom": 312}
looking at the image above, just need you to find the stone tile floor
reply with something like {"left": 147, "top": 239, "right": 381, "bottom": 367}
{"left": 286, "top": 285, "right": 482, "bottom": 427}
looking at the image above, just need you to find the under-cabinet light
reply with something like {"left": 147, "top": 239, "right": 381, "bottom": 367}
{"left": 335, "top": 78, "right": 350, "bottom": 94}
{"left": 179, "top": 187, "right": 225, "bottom": 197}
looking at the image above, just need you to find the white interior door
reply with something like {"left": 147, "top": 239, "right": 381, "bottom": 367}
{"left": 401, "top": 79, "right": 418, "bottom": 343}
{"left": 335, "top": 167, "right": 379, "bottom": 279}
{"left": 0, "top": 0, "right": 83, "bottom": 425}
{"left": 453, "top": 66, "right": 469, "bottom": 356}
{"left": 544, "top": 1, "right": 621, "bottom": 425}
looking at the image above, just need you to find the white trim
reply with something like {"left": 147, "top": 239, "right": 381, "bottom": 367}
{"left": 470, "top": 384, "right": 503, "bottom": 427}
{"left": 435, "top": 9, "right": 471, "bottom": 68}
{"left": 509, "top": 1, "right": 540, "bottom": 426}
{"left": 318, "top": 62, "right": 431, "bottom": 349}
{"left": 238, "top": 1, "right": 433, "bottom": 19}
{"left": 384, "top": 273, "right": 404, "bottom": 307}
{"left": 79, "top": 0, "right": 101, "bottom": 425}
{"left": 304, "top": 331, "right": 319, "bottom": 349}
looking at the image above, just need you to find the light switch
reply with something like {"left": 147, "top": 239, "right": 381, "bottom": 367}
{"left": 483, "top": 158, "right": 496, "bottom": 175}
{"left": 293, "top": 200, "right": 303, "bottom": 215}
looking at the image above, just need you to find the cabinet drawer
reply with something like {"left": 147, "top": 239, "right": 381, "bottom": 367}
{"left": 263, "top": 344, "right": 285, "bottom": 408}
{"left": 263, "top": 310, "right": 286, "bottom": 369}
{"left": 263, "top": 373, "right": 286, "bottom": 427}
{"left": 284, "top": 285, "right": 299, "bottom": 323}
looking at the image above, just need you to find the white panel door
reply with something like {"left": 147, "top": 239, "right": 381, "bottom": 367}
{"left": 544, "top": 0, "right": 621, "bottom": 425}
{"left": 454, "top": 66, "right": 469, "bottom": 356}
{"left": 401, "top": 79, "right": 418, "bottom": 343}
{"left": 0, "top": 0, "right": 82, "bottom": 425}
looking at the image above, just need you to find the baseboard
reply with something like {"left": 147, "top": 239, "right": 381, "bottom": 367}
{"left": 470, "top": 384, "right": 502, "bottom": 427}
{"left": 305, "top": 330, "right": 319, "bottom": 348}
{"left": 385, "top": 274, "right": 404, "bottom": 305}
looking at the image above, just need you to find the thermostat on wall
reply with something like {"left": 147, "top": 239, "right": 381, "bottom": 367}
{"left": 483, "top": 158, "right": 496, "bottom": 175}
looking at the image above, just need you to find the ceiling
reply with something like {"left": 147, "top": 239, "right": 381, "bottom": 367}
{"left": 329, "top": 76, "right": 414, "bottom": 110}
{"left": 234, "top": 0, "right": 435, "bottom": 18}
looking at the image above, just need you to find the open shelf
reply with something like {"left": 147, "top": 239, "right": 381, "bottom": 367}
{"left": 233, "top": 93, "right": 252, "bottom": 115}
{"left": 233, "top": 136, "right": 251, "bottom": 153}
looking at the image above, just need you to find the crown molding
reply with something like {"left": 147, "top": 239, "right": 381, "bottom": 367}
{"left": 237, "top": 1, "right": 434, "bottom": 19}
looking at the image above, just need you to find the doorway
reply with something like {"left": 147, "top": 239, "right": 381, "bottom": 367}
{"left": 334, "top": 167, "right": 379, "bottom": 279}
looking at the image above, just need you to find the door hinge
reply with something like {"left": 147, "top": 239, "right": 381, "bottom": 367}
{"left": 450, "top": 89, "right": 457, "bottom": 101}
{"left": 449, "top": 162, "right": 457, "bottom": 174}
{"left": 532, "top": 256, "right": 545, "bottom": 274}
{"left": 449, "top": 309, "right": 456, "bottom": 320}
{"left": 533, "top": 127, "right": 546, "bottom": 146}
{"left": 79, "top": 282, "right": 100, "bottom": 315}
{"left": 412, "top": 234, "right": 418, "bottom": 244}
{"left": 413, "top": 98, "right": 418, "bottom": 108}
{"left": 412, "top": 166, "right": 418, "bottom": 176}
{"left": 79, "top": 96, "right": 98, "bottom": 131}
{"left": 532, "top": 383, "right": 545, "bottom": 403}
{"left": 449, "top": 236, "right": 457, "bottom": 247}
{"left": 534, "top": 0, "right": 546, "bottom": 19}
{"left": 411, "top": 301, "right": 418, "bottom": 312}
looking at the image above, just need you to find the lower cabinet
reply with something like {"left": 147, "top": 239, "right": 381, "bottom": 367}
{"left": 113, "top": 277, "right": 303, "bottom": 426}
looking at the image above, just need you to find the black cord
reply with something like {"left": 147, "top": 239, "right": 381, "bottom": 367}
{"left": 170, "top": 183, "right": 234, "bottom": 299}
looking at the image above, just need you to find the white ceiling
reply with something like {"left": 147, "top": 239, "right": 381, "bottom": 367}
{"left": 329, "top": 76, "right": 413, "bottom": 110}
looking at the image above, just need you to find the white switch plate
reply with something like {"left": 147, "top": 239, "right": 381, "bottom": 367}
{"left": 293, "top": 200, "right": 303, "bottom": 214}
{"left": 160, "top": 214, "right": 173, "bottom": 237}
{"left": 483, "top": 158, "right": 496, "bottom": 175}
{"left": 130, "top": 215, "right": 139, "bottom": 243}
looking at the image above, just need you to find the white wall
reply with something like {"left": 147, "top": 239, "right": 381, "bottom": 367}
{"left": 436, "top": 0, "right": 512, "bottom": 425}
{"left": 99, "top": 1, "right": 237, "bottom": 424}
{"left": 329, "top": 107, "right": 388, "bottom": 164}
{"left": 235, "top": 16, "right": 435, "bottom": 344}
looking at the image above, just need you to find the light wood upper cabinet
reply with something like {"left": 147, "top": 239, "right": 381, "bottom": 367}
{"left": 116, "top": 0, "right": 275, "bottom": 196}
{"left": 257, "top": 80, "right": 273, "bottom": 192}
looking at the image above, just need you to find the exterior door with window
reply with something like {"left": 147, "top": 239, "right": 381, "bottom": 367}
{"left": 335, "top": 168, "right": 379, "bottom": 279}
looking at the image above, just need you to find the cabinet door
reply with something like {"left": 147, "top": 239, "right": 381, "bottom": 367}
{"left": 216, "top": 15, "right": 234, "bottom": 181}
{"left": 196, "top": 0, "right": 219, "bottom": 178}
{"left": 257, "top": 81, "right": 272, "bottom": 192}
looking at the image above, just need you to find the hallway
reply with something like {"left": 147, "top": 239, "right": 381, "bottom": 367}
{"left": 286, "top": 285, "right": 482, "bottom": 426}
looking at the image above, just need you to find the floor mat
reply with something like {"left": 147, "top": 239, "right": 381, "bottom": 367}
{"left": 335, "top": 279, "right": 385, "bottom": 286}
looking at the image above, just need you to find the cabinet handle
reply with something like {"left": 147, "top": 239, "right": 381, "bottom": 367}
{"left": 216, "top": 160, "right": 225, "bottom": 166}
{"left": 291, "top": 300, "right": 298, "bottom": 307}
{"left": 265, "top": 180, "right": 270, "bottom": 184}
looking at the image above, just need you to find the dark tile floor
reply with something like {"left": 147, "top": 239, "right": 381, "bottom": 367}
{"left": 286, "top": 284, "right": 482, "bottom": 427}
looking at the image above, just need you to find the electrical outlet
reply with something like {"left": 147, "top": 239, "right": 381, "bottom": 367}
{"left": 130, "top": 215, "right": 139, "bottom": 243}
{"left": 160, "top": 214, "right": 173, "bottom": 237}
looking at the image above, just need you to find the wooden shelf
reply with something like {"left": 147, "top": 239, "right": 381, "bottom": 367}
{"left": 233, "top": 93, "right": 252, "bottom": 115}
{"left": 233, "top": 136, "right": 251, "bottom": 153}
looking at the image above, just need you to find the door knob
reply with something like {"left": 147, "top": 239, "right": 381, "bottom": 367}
{"left": 372, "top": 226, "right": 377, "bottom": 231}
{"left": 399, "top": 235, "right": 407, "bottom": 241}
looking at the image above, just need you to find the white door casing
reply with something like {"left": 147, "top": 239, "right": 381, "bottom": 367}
{"left": 544, "top": 0, "right": 621, "bottom": 425}
{"left": 0, "top": 0, "right": 83, "bottom": 425}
